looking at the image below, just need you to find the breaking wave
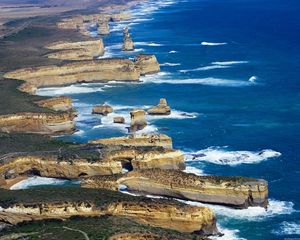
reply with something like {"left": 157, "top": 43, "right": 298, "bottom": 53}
{"left": 160, "top": 62, "right": 181, "bottom": 66}
{"left": 37, "top": 84, "right": 104, "bottom": 96}
{"left": 135, "top": 42, "right": 164, "bottom": 46}
{"left": 183, "top": 166, "right": 205, "bottom": 176}
{"left": 272, "top": 222, "right": 300, "bottom": 235}
{"left": 179, "top": 65, "right": 230, "bottom": 73}
{"left": 169, "top": 50, "right": 178, "bottom": 53}
{"left": 211, "top": 61, "right": 249, "bottom": 65}
{"left": 201, "top": 42, "right": 227, "bottom": 46}
{"left": 184, "top": 147, "right": 281, "bottom": 165}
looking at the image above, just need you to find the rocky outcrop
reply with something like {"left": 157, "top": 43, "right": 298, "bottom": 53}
{"left": 134, "top": 54, "right": 160, "bottom": 75}
{"left": 0, "top": 112, "right": 75, "bottom": 134}
{"left": 45, "top": 40, "right": 105, "bottom": 60}
{"left": 130, "top": 109, "right": 147, "bottom": 132}
{"left": 35, "top": 97, "right": 73, "bottom": 112}
{"left": 113, "top": 116, "right": 125, "bottom": 124}
{"left": 110, "top": 13, "right": 132, "bottom": 22}
{"left": 17, "top": 82, "right": 37, "bottom": 95}
{"left": 98, "top": 20, "right": 110, "bottom": 35}
{"left": 147, "top": 98, "right": 171, "bottom": 115}
{"left": 4, "top": 59, "right": 140, "bottom": 87}
{"left": 89, "top": 134, "right": 173, "bottom": 149}
{"left": 0, "top": 146, "right": 185, "bottom": 182}
{"left": 0, "top": 200, "right": 217, "bottom": 234}
{"left": 82, "top": 169, "right": 268, "bottom": 209}
{"left": 92, "top": 105, "right": 113, "bottom": 116}
{"left": 123, "top": 26, "right": 134, "bottom": 51}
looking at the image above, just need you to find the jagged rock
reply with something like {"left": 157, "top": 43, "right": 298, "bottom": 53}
{"left": 0, "top": 112, "right": 76, "bottom": 135}
{"left": 0, "top": 145, "right": 185, "bottom": 182}
{"left": 123, "top": 26, "right": 134, "bottom": 51}
{"left": 36, "top": 97, "right": 73, "bottom": 112}
{"left": 113, "top": 116, "right": 125, "bottom": 124}
{"left": 98, "top": 20, "right": 110, "bottom": 35}
{"left": 134, "top": 54, "right": 160, "bottom": 75}
{"left": 4, "top": 59, "right": 140, "bottom": 87}
{"left": 17, "top": 82, "right": 37, "bottom": 95}
{"left": 89, "top": 134, "right": 173, "bottom": 149}
{"left": 130, "top": 109, "right": 147, "bottom": 132}
{"left": 147, "top": 98, "right": 171, "bottom": 115}
{"left": 92, "top": 105, "right": 113, "bottom": 116}
{"left": 45, "top": 40, "right": 105, "bottom": 60}
{"left": 82, "top": 169, "right": 268, "bottom": 209}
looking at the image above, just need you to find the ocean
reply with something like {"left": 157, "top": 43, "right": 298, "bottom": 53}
{"left": 35, "top": 0, "right": 300, "bottom": 239}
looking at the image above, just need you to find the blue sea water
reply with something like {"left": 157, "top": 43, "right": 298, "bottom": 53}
{"left": 37, "top": 0, "right": 300, "bottom": 239}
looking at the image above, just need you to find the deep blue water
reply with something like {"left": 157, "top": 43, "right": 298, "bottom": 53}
{"left": 37, "top": 0, "right": 300, "bottom": 239}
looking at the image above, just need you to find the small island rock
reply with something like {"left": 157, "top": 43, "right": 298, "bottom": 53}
{"left": 147, "top": 98, "right": 171, "bottom": 115}
{"left": 92, "top": 105, "right": 113, "bottom": 115}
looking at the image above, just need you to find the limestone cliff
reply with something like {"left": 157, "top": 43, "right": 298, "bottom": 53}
{"left": 89, "top": 134, "right": 173, "bottom": 149}
{"left": 17, "top": 82, "right": 37, "bottom": 95}
{"left": 45, "top": 40, "right": 105, "bottom": 60}
{"left": 130, "top": 109, "right": 147, "bottom": 132}
{"left": 82, "top": 169, "right": 268, "bottom": 209}
{"left": 92, "top": 104, "right": 113, "bottom": 115}
{"left": 35, "top": 97, "right": 73, "bottom": 112}
{"left": 4, "top": 59, "right": 140, "bottom": 87}
{"left": 0, "top": 112, "right": 75, "bottom": 135}
{"left": 98, "top": 20, "right": 110, "bottom": 35}
{"left": 134, "top": 54, "right": 160, "bottom": 75}
{"left": 147, "top": 98, "right": 171, "bottom": 115}
{"left": 0, "top": 200, "right": 217, "bottom": 234}
{"left": 0, "top": 146, "right": 185, "bottom": 182}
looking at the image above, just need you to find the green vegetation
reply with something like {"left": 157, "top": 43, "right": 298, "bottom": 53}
{"left": 0, "top": 216, "right": 203, "bottom": 240}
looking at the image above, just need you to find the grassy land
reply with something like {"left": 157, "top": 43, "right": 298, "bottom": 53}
{"left": 1, "top": 216, "right": 204, "bottom": 240}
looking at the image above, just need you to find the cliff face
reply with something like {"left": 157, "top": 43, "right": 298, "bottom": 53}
{"left": 82, "top": 169, "right": 268, "bottom": 209}
{"left": 4, "top": 59, "right": 140, "bottom": 87}
{"left": 0, "top": 201, "right": 217, "bottom": 234}
{"left": 0, "top": 112, "right": 75, "bottom": 134}
{"left": 98, "top": 20, "right": 110, "bottom": 35}
{"left": 45, "top": 40, "right": 105, "bottom": 60}
{"left": 89, "top": 134, "right": 173, "bottom": 149}
{"left": 134, "top": 54, "right": 160, "bottom": 75}
{"left": 35, "top": 97, "right": 73, "bottom": 112}
{"left": 130, "top": 109, "right": 147, "bottom": 132}
{"left": 0, "top": 146, "right": 185, "bottom": 182}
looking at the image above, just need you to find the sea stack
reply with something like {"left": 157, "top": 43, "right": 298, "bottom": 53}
{"left": 98, "top": 20, "right": 110, "bottom": 35}
{"left": 130, "top": 109, "right": 147, "bottom": 132}
{"left": 122, "top": 26, "right": 134, "bottom": 51}
{"left": 113, "top": 116, "right": 125, "bottom": 124}
{"left": 92, "top": 104, "right": 113, "bottom": 116}
{"left": 148, "top": 98, "right": 171, "bottom": 115}
{"left": 134, "top": 54, "right": 160, "bottom": 75}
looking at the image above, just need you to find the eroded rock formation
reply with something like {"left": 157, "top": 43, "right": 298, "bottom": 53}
{"left": 134, "top": 54, "right": 160, "bottom": 75}
{"left": 82, "top": 169, "right": 268, "bottom": 209}
{"left": 36, "top": 97, "right": 73, "bottom": 112}
{"left": 0, "top": 145, "right": 185, "bottom": 183}
{"left": 89, "top": 134, "right": 173, "bottom": 149}
{"left": 113, "top": 116, "right": 125, "bottom": 124}
{"left": 130, "top": 109, "right": 147, "bottom": 132}
{"left": 0, "top": 112, "right": 75, "bottom": 134}
{"left": 98, "top": 20, "right": 110, "bottom": 35}
{"left": 92, "top": 104, "right": 113, "bottom": 116}
{"left": 45, "top": 40, "right": 105, "bottom": 60}
{"left": 147, "top": 98, "right": 171, "bottom": 115}
{"left": 123, "top": 26, "right": 134, "bottom": 51}
{"left": 4, "top": 59, "right": 140, "bottom": 88}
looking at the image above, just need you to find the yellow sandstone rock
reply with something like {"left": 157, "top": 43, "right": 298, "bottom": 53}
{"left": 130, "top": 109, "right": 147, "bottom": 132}
{"left": 36, "top": 97, "right": 73, "bottom": 112}
{"left": 134, "top": 54, "right": 160, "bottom": 75}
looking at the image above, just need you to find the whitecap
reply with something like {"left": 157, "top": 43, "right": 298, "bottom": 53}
{"left": 169, "top": 50, "right": 178, "bottom": 53}
{"left": 211, "top": 61, "right": 249, "bottom": 65}
{"left": 136, "top": 125, "right": 158, "bottom": 134}
{"left": 179, "top": 199, "right": 295, "bottom": 221}
{"left": 201, "top": 42, "right": 227, "bottom": 46}
{"left": 179, "top": 65, "right": 230, "bottom": 73}
{"left": 272, "top": 222, "right": 300, "bottom": 235}
{"left": 135, "top": 42, "right": 164, "bottom": 46}
{"left": 184, "top": 147, "right": 281, "bottom": 165}
{"left": 183, "top": 166, "right": 206, "bottom": 176}
{"left": 212, "top": 225, "right": 246, "bottom": 240}
{"left": 142, "top": 77, "right": 256, "bottom": 87}
{"left": 10, "top": 176, "right": 71, "bottom": 190}
{"left": 249, "top": 76, "right": 257, "bottom": 82}
{"left": 160, "top": 62, "right": 181, "bottom": 66}
{"left": 147, "top": 109, "right": 198, "bottom": 120}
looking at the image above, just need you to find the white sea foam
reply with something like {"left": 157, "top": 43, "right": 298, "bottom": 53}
{"left": 183, "top": 166, "right": 206, "bottom": 176}
{"left": 147, "top": 109, "right": 198, "bottom": 120}
{"left": 135, "top": 42, "right": 164, "bottom": 46}
{"left": 249, "top": 76, "right": 257, "bottom": 82}
{"left": 179, "top": 65, "right": 230, "bottom": 73}
{"left": 179, "top": 199, "right": 295, "bottom": 221}
{"left": 142, "top": 77, "right": 256, "bottom": 87}
{"left": 184, "top": 147, "right": 281, "bottom": 165}
{"left": 272, "top": 222, "right": 300, "bottom": 235}
{"left": 212, "top": 225, "right": 246, "bottom": 240}
{"left": 37, "top": 84, "right": 104, "bottom": 96}
{"left": 10, "top": 176, "right": 71, "bottom": 190}
{"left": 136, "top": 125, "right": 158, "bottom": 134}
{"left": 201, "top": 42, "right": 227, "bottom": 46}
{"left": 160, "top": 62, "right": 181, "bottom": 66}
{"left": 169, "top": 50, "right": 178, "bottom": 53}
{"left": 211, "top": 61, "right": 249, "bottom": 65}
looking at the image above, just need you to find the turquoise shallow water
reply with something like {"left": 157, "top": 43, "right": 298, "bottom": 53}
{"left": 36, "top": 0, "right": 300, "bottom": 239}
